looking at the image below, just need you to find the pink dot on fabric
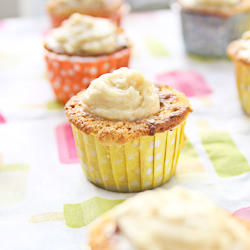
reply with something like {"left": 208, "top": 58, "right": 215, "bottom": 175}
{"left": 55, "top": 123, "right": 79, "bottom": 164}
{"left": 234, "top": 207, "right": 250, "bottom": 222}
{"left": 41, "top": 29, "right": 50, "bottom": 38}
{"left": 0, "top": 112, "right": 6, "bottom": 124}
{"left": 155, "top": 71, "right": 212, "bottom": 97}
{"left": 0, "top": 21, "right": 5, "bottom": 29}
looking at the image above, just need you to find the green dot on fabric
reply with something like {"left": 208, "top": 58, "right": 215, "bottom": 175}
{"left": 46, "top": 100, "right": 64, "bottom": 110}
{"left": 177, "top": 140, "right": 204, "bottom": 174}
{"left": 200, "top": 131, "right": 250, "bottom": 177}
{"left": 144, "top": 36, "right": 169, "bottom": 57}
{"left": 188, "top": 54, "right": 230, "bottom": 62}
{"left": 179, "top": 140, "right": 200, "bottom": 163}
{"left": 63, "top": 197, "right": 124, "bottom": 228}
{"left": 0, "top": 164, "right": 30, "bottom": 172}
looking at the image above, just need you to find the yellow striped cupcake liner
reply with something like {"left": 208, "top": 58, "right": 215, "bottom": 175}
{"left": 234, "top": 60, "right": 250, "bottom": 115}
{"left": 72, "top": 122, "right": 186, "bottom": 193}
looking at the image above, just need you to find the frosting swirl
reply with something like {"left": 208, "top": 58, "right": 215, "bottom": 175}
{"left": 45, "top": 13, "right": 126, "bottom": 56}
{"left": 112, "top": 188, "right": 250, "bottom": 250}
{"left": 81, "top": 68, "right": 160, "bottom": 121}
{"left": 237, "top": 32, "right": 250, "bottom": 60}
{"left": 181, "top": 0, "right": 240, "bottom": 8}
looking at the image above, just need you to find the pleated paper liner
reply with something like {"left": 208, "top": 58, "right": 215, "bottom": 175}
{"left": 45, "top": 48, "right": 131, "bottom": 104}
{"left": 48, "top": 3, "right": 130, "bottom": 28}
{"left": 72, "top": 122, "right": 186, "bottom": 193}
{"left": 181, "top": 10, "right": 250, "bottom": 57}
{"left": 234, "top": 60, "right": 250, "bottom": 116}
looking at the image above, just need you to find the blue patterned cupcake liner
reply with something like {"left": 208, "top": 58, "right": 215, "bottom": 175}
{"left": 181, "top": 9, "right": 250, "bottom": 57}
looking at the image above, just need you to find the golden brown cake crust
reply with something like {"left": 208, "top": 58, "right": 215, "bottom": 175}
{"left": 227, "top": 40, "right": 250, "bottom": 65}
{"left": 178, "top": 0, "right": 250, "bottom": 17}
{"left": 88, "top": 215, "right": 116, "bottom": 250}
{"left": 47, "top": 0, "right": 124, "bottom": 16}
{"left": 65, "top": 84, "right": 192, "bottom": 145}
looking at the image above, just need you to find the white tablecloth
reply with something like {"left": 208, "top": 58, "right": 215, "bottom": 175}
{"left": 1, "top": 10, "right": 250, "bottom": 250}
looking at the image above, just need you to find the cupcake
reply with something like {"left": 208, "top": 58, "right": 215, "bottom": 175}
{"left": 86, "top": 187, "right": 250, "bottom": 250}
{"left": 227, "top": 31, "right": 250, "bottom": 115}
{"left": 47, "top": 0, "right": 129, "bottom": 28}
{"left": 65, "top": 68, "right": 192, "bottom": 193}
{"left": 179, "top": 0, "right": 250, "bottom": 57}
{"left": 44, "top": 14, "right": 131, "bottom": 104}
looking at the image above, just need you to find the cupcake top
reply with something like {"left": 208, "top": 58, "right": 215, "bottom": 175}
{"left": 88, "top": 187, "right": 250, "bottom": 250}
{"left": 44, "top": 14, "right": 130, "bottom": 56}
{"left": 47, "top": 0, "right": 123, "bottom": 16}
{"left": 65, "top": 68, "right": 192, "bottom": 145}
{"left": 228, "top": 31, "right": 250, "bottom": 63}
{"left": 181, "top": 0, "right": 240, "bottom": 8}
{"left": 81, "top": 68, "right": 160, "bottom": 121}
{"left": 179, "top": 0, "right": 250, "bottom": 15}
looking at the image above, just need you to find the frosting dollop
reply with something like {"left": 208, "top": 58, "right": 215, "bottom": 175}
{"left": 236, "top": 31, "right": 250, "bottom": 60}
{"left": 112, "top": 187, "right": 250, "bottom": 250}
{"left": 48, "top": 0, "right": 122, "bottom": 15}
{"left": 81, "top": 68, "right": 160, "bottom": 121}
{"left": 45, "top": 13, "right": 123, "bottom": 55}
{"left": 182, "top": 0, "right": 240, "bottom": 8}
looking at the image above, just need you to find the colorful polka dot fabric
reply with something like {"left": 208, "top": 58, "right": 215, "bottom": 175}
{"left": 1, "top": 10, "right": 250, "bottom": 249}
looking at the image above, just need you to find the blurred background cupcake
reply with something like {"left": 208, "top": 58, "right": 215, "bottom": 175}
{"left": 87, "top": 187, "right": 250, "bottom": 249}
{"left": 47, "top": 0, "right": 130, "bottom": 27}
{"left": 178, "top": 0, "right": 250, "bottom": 57}
{"left": 44, "top": 13, "right": 131, "bottom": 104}
{"left": 65, "top": 68, "right": 192, "bottom": 193}
{"left": 228, "top": 31, "right": 250, "bottom": 115}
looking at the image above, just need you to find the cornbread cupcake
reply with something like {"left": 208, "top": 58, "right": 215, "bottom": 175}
{"left": 65, "top": 68, "right": 192, "bottom": 192}
{"left": 179, "top": 0, "right": 250, "bottom": 57}
{"left": 86, "top": 187, "right": 250, "bottom": 250}
{"left": 228, "top": 31, "right": 250, "bottom": 115}
{"left": 44, "top": 14, "right": 131, "bottom": 104}
{"left": 47, "top": 0, "right": 129, "bottom": 28}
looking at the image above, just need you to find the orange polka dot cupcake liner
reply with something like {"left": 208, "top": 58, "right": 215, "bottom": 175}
{"left": 233, "top": 60, "right": 250, "bottom": 116}
{"left": 44, "top": 48, "right": 131, "bottom": 104}
{"left": 49, "top": 14, "right": 68, "bottom": 28}
{"left": 72, "top": 122, "right": 186, "bottom": 193}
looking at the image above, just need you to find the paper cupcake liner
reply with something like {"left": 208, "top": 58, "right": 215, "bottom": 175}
{"left": 234, "top": 60, "right": 250, "bottom": 115}
{"left": 49, "top": 14, "right": 68, "bottom": 28}
{"left": 45, "top": 48, "right": 131, "bottom": 104}
{"left": 181, "top": 10, "right": 250, "bottom": 57}
{"left": 48, "top": 3, "right": 130, "bottom": 28}
{"left": 72, "top": 122, "right": 186, "bottom": 193}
